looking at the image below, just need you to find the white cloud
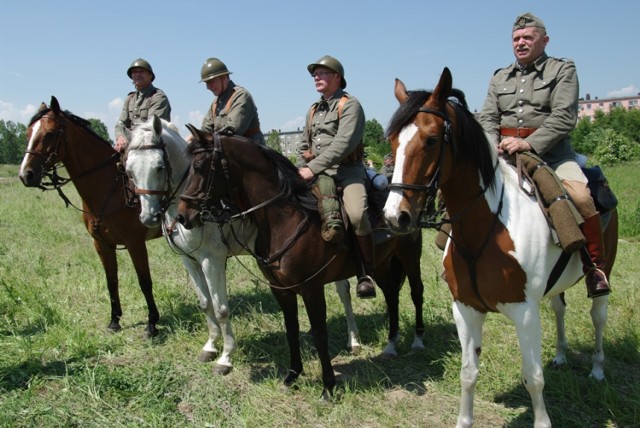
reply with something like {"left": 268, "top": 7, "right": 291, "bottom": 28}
{"left": 278, "top": 116, "right": 305, "bottom": 132}
{"left": 606, "top": 85, "right": 639, "bottom": 98}
{"left": 109, "top": 97, "right": 123, "bottom": 111}
{"left": 188, "top": 110, "right": 204, "bottom": 127}
{"left": 0, "top": 100, "right": 38, "bottom": 123}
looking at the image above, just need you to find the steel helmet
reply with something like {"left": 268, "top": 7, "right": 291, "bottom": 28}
{"left": 307, "top": 55, "right": 346, "bottom": 88}
{"left": 200, "top": 58, "right": 232, "bottom": 82}
{"left": 127, "top": 58, "right": 155, "bottom": 81}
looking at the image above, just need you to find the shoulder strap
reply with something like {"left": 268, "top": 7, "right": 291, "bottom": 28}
{"left": 308, "top": 95, "right": 348, "bottom": 123}
{"left": 212, "top": 88, "right": 237, "bottom": 115}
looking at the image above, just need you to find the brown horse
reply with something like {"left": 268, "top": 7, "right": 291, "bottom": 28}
{"left": 175, "top": 126, "right": 426, "bottom": 399}
{"left": 383, "top": 68, "right": 618, "bottom": 427}
{"left": 18, "top": 96, "right": 162, "bottom": 338}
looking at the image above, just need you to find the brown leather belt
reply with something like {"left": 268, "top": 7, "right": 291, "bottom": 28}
{"left": 500, "top": 127, "right": 537, "bottom": 138}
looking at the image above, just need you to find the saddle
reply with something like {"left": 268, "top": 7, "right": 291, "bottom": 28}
{"left": 513, "top": 152, "right": 618, "bottom": 252}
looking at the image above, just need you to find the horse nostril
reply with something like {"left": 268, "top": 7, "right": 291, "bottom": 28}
{"left": 398, "top": 211, "right": 412, "bottom": 230}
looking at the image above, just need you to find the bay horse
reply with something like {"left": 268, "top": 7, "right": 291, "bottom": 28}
{"left": 124, "top": 115, "right": 362, "bottom": 373}
{"left": 175, "top": 126, "right": 426, "bottom": 399}
{"left": 383, "top": 67, "right": 618, "bottom": 427}
{"left": 18, "top": 96, "right": 161, "bottom": 338}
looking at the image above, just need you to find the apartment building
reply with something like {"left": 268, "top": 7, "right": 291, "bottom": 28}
{"left": 578, "top": 93, "right": 640, "bottom": 121}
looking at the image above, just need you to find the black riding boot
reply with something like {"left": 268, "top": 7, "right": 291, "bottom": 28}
{"left": 355, "top": 234, "right": 376, "bottom": 299}
{"left": 580, "top": 213, "right": 611, "bottom": 298}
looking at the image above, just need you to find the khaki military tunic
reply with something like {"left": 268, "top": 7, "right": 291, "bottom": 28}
{"left": 297, "top": 89, "right": 371, "bottom": 235}
{"left": 201, "top": 81, "right": 265, "bottom": 145}
{"left": 479, "top": 52, "right": 596, "bottom": 217}
{"left": 115, "top": 84, "right": 171, "bottom": 140}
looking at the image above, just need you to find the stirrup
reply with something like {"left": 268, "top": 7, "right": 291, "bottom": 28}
{"left": 356, "top": 275, "right": 376, "bottom": 299}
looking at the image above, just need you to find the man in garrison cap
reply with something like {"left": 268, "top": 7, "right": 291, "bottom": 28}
{"left": 478, "top": 13, "right": 611, "bottom": 298}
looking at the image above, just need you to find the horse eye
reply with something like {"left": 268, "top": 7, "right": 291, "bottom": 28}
{"left": 426, "top": 136, "right": 439, "bottom": 147}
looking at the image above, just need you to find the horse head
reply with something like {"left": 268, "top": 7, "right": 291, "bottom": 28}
{"left": 19, "top": 96, "right": 66, "bottom": 187}
{"left": 126, "top": 115, "right": 175, "bottom": 227}
{"left": 383, "top": 67, "right": 455, "bottom": 234}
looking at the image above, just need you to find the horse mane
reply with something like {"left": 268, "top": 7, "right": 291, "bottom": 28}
{"left": 385, "top": 88, "right": 496, "bottom": 189}
{"left": 28, "top": 107, "right": 111, "bottom": 146}
{"left": 129, "top": 118, "right": 185, "bottom": 151}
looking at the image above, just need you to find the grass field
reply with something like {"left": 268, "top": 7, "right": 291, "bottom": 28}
{"left": 1, "top": 163, "right": 638, "bottom": 427}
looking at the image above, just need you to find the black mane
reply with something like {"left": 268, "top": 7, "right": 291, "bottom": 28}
{"left": 385, "top": 88, "right": 496, "bottom": 189}
{"left": 28, "top": 107, "right": 109, "bottom": 144}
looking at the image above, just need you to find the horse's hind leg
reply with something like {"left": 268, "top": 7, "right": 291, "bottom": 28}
{"left": 453, "top": 301, "right": 485, "bottom": 428}
{"left": 590, "top": 295, "right": 608, "bottom": 380}
{"left": 334, "top": 280, "right": 361, "bottom": 353}
{"left": 550, "top": 294, "right": 569, "bottom": 367}
{"left": 93, "top": 240, "right": 122, "bottom": 333}
{"left": 127, "top": 240, "right": 160, "bottom": 338}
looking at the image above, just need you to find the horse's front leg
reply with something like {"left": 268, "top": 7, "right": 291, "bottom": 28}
{"left": 202, "top": 255, "right": 236, "bottom": 375}
{"left": 93, "top": 240, "right": 123, "bottom": 333}
{"left": 333, "top": 280, "right": 361, "bottom": 353}
{"left": 270, "top": 289, "right": 303, "bottom": 388}
{"left": 506, "top": 302, "right": 551, "bottom": 428}
{"left": 126, "top": 239, "right": 160, "bottom": 338}
{"left": 302, "top": 285, "right": 335, "bottom": 400}
{"left": 181, "top": 257, "right": 222, "bottom": 364}
{"left": 590, "top": 294, "right": 608, "bottom": 380}
{"left": 453, "top": 301, "right": 486, "bottom": 428}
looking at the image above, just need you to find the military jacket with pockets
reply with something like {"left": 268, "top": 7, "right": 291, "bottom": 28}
{"left": 296, "top": 89, "right": 366, "bottom": 178}
{"left": 478, "top": 53, "right": 579, "bottom": 166}
{"left": 200, "top": 81, "right": 265, "bottom": 145}
{"left": 115, "top": 84, "right": 171, "bottom": 140}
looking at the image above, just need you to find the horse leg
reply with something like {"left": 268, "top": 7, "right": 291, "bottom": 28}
{"left": 378, "top": 271, "right": 401, "bottom": 359}
{"left": 126, "top": 240, "right": 160, "bottom": 338}
{"left": 270, "top": 289, "right": 303, "bottom": 387}
{"left": 402, "top": 255, "right": 425, "bottom": 351}
{"left": 301, "top": 286, "right": 335, "bottom": 400}
{"left": 202, "top": 256, "right": 236, "bottom": 375}
{"left": 181, "top": 257, "right": 222, "bottom": 363}
{"left": 333, "top": 280, "right": 361, "bottom": 353}
{"left": 508, "top": 303, "right": 552, "bottom": 428}
{"left": 93, "top": 240, "right": 122, "bottom": 333}
{"left": 589, "top": 295, "right": 608, "bottom": 380}
{"left": 550, "top": 294, "right": 569, "bottom": 367}
{"left": 453, "top": 301, "right": 486, "bottom": 428}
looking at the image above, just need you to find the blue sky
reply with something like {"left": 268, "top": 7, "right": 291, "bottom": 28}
{"left": 2, "top": 1, "right": 638, "bottom": 140}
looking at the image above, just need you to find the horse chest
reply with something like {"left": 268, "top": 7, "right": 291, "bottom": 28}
{"left": 443, "top": 223, "right": 527, "bottom": 312}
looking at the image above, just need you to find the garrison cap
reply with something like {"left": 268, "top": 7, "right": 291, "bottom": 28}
{"left": 384, "top": 152, "right": 393, "bottom": 161}
{"left": 513, "top": 12, "right": 546, "bottom": 32}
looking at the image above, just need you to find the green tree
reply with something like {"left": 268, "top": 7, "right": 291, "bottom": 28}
{"left": 88, "top": 118, "right": 112, "bottom": 144}
{"left": 590, "top": 128, "right": 640, "bottom": 165}
{"left": 362, "top": 119, "right": 389, "bottom": 167}
{"left": 0, "top": 120, "right": 27, "bottom": 164}
{"left": 266, "top": 129, "right": 281, "bottom": 153}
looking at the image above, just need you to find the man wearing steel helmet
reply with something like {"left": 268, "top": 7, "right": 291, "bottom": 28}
{"left": 115, "top": 58, "right": 171, "bottom": 152}
{"left": 297, "top": 55, "right": 376, "bottom": 299}
{"left": 195, "top": 57, "right": 265, "bottom": 145}
{"left": 478, "top": 13, "right": 610, "bottom": 298}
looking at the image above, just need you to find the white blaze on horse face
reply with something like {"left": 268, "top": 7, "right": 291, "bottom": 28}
{"left": 383, "top": 123, "right": 418, "bottom": 219}
{"left": 19, "top": 120, "right": 42, "bottom": 175}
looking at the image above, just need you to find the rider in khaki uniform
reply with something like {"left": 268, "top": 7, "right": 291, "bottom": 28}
{"left": 115, "top": 58, "right": 171, "bottom": 152}
{"left": 478, "top": 12, "right": 610, "bottom": 298}
{"left": 297, "top": 55, "right": 376, "bottom": 299}
{"left": 197, "top": 58, "right": 265, "bottom": 145}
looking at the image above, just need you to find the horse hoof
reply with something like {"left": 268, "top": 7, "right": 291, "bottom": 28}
{"left": 143, "top": 325, "right": 159, "bottom": 340}
{"left": 319, "top": 389, "right": 333, "bottom": 402}
{"left": 379, "top": 351, "right": 397, "bottom": 360}
{"left": 349, "top": 345, "right": 362, "bottom": 355}
{"left": 213, "top": 364, "right": 232, "bottom": 376}
{"left": 107, "top": 322, "right": 121, "bottom": 333}
{"left": 284, "top": 369, "right": 301, "bottom": 387}
{"left": 198, "top": 350, "right": 218, "bottom": 363}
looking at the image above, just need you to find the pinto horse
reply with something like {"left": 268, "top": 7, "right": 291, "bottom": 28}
{"left": 383, "top": 68, "right": 618, "bottom": 428}
{"left": 18, "top": 96, "right": 161, "bottom": 338}
{"left": 124, "top": 115, "right": 362, "bottom": 373}
{"left": 175, "top": 126, "right": 426, "bottom": 399}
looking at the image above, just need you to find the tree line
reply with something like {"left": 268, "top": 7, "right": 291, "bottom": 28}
{"left": 3, "top": 108, "right": 640, "bottom": 166}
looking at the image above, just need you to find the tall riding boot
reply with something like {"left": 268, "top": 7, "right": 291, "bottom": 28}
{"left": 580, "top": 213, "right": 611, "bottom": 298}
{"left": 355, "top": 234, "right": 377, "bottom": 299}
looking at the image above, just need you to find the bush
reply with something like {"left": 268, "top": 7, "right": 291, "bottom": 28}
{"left": 589, "top": 128, "right": 640, "bottom": 166}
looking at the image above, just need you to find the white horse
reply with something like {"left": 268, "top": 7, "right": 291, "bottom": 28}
{"left": 383, "top": 68, "right": 617, "bottom": 428}
{"left": 125, "top": 116, "right": 361, "bottom": 374}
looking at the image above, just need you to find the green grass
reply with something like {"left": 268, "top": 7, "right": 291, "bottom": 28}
{"left": 1, "top": 163, "right": 638, "bottom": 427}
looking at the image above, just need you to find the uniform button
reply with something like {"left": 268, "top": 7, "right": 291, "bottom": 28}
{"left": 521, "top": 78, "right": 526, "bottom": 83}
{"left": 518, "top": 108, "right": 523, "bottom": 113}
{"left": 518, "top": 119, "right": 524, "bottom": 124}
{"left": 518, "top": 100, "right": 524, "bottom": 106}
{"left": 519, "top": 89, "right": 524, "bottom": 94}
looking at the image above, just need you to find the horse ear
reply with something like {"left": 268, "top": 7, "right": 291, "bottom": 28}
{"left": 185, "top": 123, "right": 202, "bottom": 142}
{"left": 50, "top": 96, "right": 61, "bottom": 114}
{"left": 38, "top": 102, "right": 48, "bottom": 112}
{"left": 152, "top": 115, "right": 162, "bottom": 136}
{"left": 394, "top": 79, "right": 409, "bottom": 104}
{"left": 432, "top": 67, "right": 453, "bottom": 107}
